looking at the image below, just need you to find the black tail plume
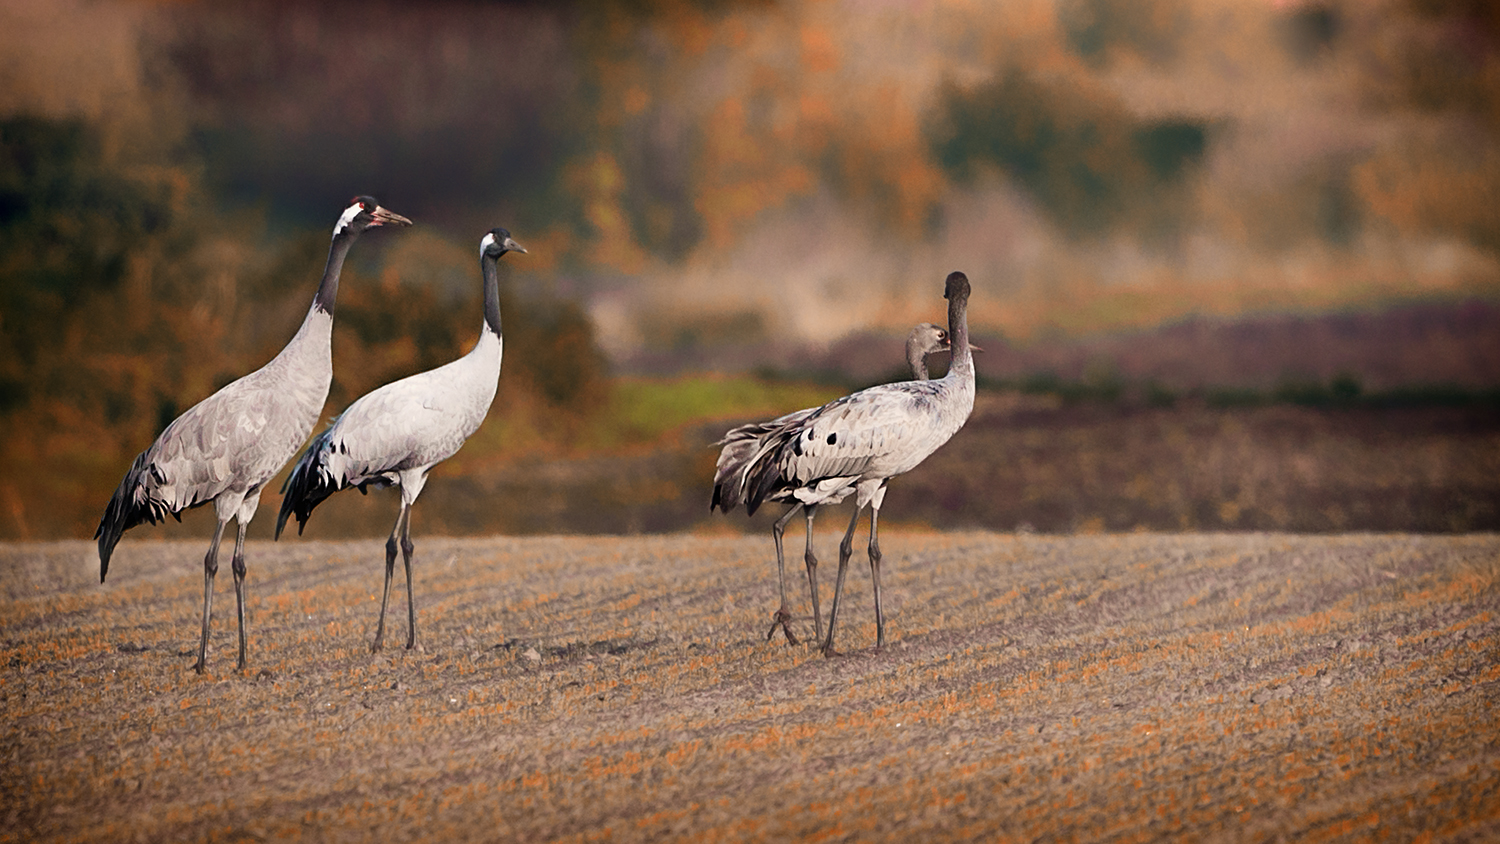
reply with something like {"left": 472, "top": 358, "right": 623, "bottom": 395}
{"left": 710, "top": 439, "right": 755, "bottom": 514}
{"left": 95, "top": 451, "right": 169, "bottom": 582}
{"left": 744, "top": 433, "right": 797, "bottom": 517}
{"left": 277, "top": 432, "right": 342, "bottom": 539}
{"left": 711, "top": 420, "right": 791, "bottom": 515}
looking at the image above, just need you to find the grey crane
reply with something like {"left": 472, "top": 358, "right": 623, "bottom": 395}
{"left": 711, "top": 322, "right": 973, "bottom": 646}
{"left": 720, "top": 272, "right": 976, "bottom": 656}
{"left": 276, "top": 228, "right": 526, "bottom": 653}
{"left": 96, "top": 196, "right": 412, "bottom": 674}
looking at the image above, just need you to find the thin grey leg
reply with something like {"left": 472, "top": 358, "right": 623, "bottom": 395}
{"left": 372, "top": 505, "right": 405, "bottom": 653}
{"left": 803, "top": 505, "right": 822, "bottom": 643}
{"left": 195, "top": 519, "right": 229, "bottom": 674}
{"left": 821, "top": 506, "right": 862, "bottom": 658}
{"left": 868, "top": 506, "right": 885, "bottom": 649}
{"left": 400, "top": 504, "right": 419, "bottom": 651}
{"left": 767, "top": 504, "right": 802, "bottom": 644}
{"left": 231, "top": 520, "right": 250, "bottom": 671}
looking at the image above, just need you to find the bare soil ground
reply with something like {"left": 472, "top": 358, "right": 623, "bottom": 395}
{"left": 3, "top": 531, "right": 1498, "bottom": 842}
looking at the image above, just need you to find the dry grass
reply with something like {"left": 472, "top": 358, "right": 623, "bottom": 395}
{"left": 3, "top": 532, "right": 1498, "bottom": 841}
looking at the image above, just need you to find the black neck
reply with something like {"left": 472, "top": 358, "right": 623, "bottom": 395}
{"left": 481, "top": 250, "right": 502, "bottom": 336}
{"left": 947, "top": 295, "right": 972, "bottom": 376}
{"left": 312, "top": 226, "right": 359, "bottom": 315}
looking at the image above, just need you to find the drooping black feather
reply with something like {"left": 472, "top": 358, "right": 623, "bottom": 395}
{"left": 95, "top": 450, "right": 172, "bottom": 582}
{"left": 711, "top": 418, "right": 795, "bottom": 516}
{"left": 711, "top": 421, "right": 770, "bottom": 514}
{"left": 744, "top": 429, "right": 802, "bottom": 517}
{"left": 275, "top": 429, "right": 343, "bottom": 539}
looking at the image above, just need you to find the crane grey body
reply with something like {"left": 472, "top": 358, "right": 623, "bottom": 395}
{"left": 277, "top": 228, "right": 526, "bottom": 653}
{"left": 712, "top": 322, "right": 966, "bottom": 645}
{"left": 718, "top": 273, "right": 976, "bottom": 656}
{"left": 95, "top": 197, "right": 411, "bottom": 674}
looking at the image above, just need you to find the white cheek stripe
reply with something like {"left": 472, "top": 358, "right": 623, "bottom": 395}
{"left": 479, "top": 233, "right": 496, "bottom": 256}
{"left": 334, "top": 203, "right": 363, "bottom": 235}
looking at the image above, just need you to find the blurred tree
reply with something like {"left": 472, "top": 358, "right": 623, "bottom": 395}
{"left": 154, "top": 1, "right": 586, "bottom": 237}
{"left": 500, "top": 292, "right": 611, "bottom": 414}
{"left": 1060, "top": 0, "right": 1189, "bottom": 67}
{"left": 1132, "top": 121, "right": 1207, "bottom": 182}
{"left": 1278, "top": 3, "right": 1341, "bottom": 64}
{"left": 1353, "top": 0, "right": 1500, "bottom": 252}
{"left": 932, "top": 66, "right": 1209, "bottom": 239}
{"left": 0, "top": 114, "right": 226, "bottom": 537}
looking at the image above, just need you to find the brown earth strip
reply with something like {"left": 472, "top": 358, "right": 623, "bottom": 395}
{"left": 2, "top": 532, "right": 1498, "bottom": 841}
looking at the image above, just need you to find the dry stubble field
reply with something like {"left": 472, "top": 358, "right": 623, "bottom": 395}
{"left": 3, "top": 531, "right": 1498, "bottom": 842}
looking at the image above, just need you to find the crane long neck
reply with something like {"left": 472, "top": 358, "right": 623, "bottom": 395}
{"left": 481, "top": 252, "right": 502, "bottom": 337}
{"left": 946, "top": 295, "right": 973, "bottom": 378}
{"left": 312, "top": 227, "right": 360, "bottom": 315}
{"left": 906, "top": 337, "right": 930, "bottom": 381}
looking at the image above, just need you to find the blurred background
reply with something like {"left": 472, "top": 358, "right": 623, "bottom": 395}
{"left": 2, "top": 0, "right": 1497, "bottom": 541}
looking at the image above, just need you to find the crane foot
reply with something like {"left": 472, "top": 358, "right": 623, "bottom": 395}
{"left": 765, "top": 609, "right": 800, "bottom": 645}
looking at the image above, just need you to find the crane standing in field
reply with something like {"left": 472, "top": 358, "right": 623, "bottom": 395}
{"left": 720, "top": 272, "right": 977, "bottom": 657}
{"left": 277, "top": 228, "right": 526, "bottom": 653}
{"left": 96, "top": 197, "right": 412, "bottom": 674}
{"left": 712, "top": 322, "right": 976, "bottom": 646}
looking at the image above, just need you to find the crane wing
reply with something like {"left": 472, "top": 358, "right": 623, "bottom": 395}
{"left": 777, "top": 385, "right": 926, "bottom": 481}
{"left": 316, "top": 347, "right": 501, "bottom": 484}
{"left": 743, "top": 380, "right": 951, "bottom": 512}
{"left": 136, "top": 371, "right": 312, "bottom": 511}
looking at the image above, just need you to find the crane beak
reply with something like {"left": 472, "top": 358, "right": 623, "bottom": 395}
{"left": 369, "top": 206, "right": 413, "bottom": 228}
{"left": 936, "top": 338, "right": 982, "bottom": 353}
{"left": 503, "top": 236, "right": 527, "bottom": 254}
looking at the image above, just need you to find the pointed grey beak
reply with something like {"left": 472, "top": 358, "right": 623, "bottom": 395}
{"left": 936, "top": 337, "right": 981, "bottom": 353}
{"left": 370, "top": 206, "right": 413, "bottom": 227}
{"left": 503, "top": 236, "right": 527, "bottom": 254}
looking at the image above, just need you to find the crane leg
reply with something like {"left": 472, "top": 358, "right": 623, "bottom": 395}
{"left": 767, "top": 504, "right": 801, "bottom": 645}
{"left": 803, "top": 505, "right": 823, "bottom": 643}
{"left": 194, "top": 519, "right": 229, "bottom": 674}
{"left": 372, "top": 506, "right": 404, "bottom": 652}
{"left": 821, "top": 506, "right": 862, "bottom": 658}
{"left": 399, "top": 504, "right": 419, "bottom": 651}
{"left": 868, "top": 506, "right": 885, "bottom": 649}
{"left": 231, "top": 520, "right": 250, "bottom": 672}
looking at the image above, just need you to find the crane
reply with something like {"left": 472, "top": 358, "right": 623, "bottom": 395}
{"left": 724, "top": 272, "right": 977, "bottom": 656}
{"left": 712, "top": 322, "right": 973, "bottom": 646}
{"left": 276, "top": 228, "right": 526, "bottom": 653}
{"left": 96, "top": 196, "right": 412, "bottom": 674}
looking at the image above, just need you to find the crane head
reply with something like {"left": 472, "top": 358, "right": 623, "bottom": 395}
{"left": 943, "top": 271, "right": 971, "bottom": 302}
{"left": 910, "top": 323, "right": 948, "bottom": 357}
{"left": 481, "top": 228, "right": 527, "bottom": 258}
{"left": 910, "top": 322, "right": 982, "bottom": 357}
{"left": 334, "top": 196, "right": 413, "bottom": 237}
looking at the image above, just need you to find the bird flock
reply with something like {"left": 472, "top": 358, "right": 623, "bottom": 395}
{"left": 95, "top": 197, "right": 976, "bottom": 673}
